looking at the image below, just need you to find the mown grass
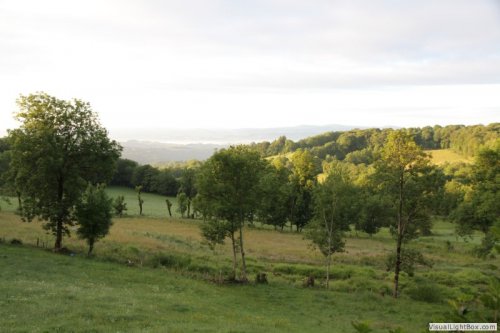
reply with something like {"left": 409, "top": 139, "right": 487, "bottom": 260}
{"left": 426, "top": 149, "right": 471, "bottom": 165}
{"left": 1, "top": 186, "right": 180, "bottom": 217}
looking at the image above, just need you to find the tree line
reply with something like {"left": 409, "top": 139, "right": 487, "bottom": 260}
{"left": 0, "top": 93, "right": 498, "bottom": 300}
{"left": 248, "top": 123, "right": 499, "bottom": 160}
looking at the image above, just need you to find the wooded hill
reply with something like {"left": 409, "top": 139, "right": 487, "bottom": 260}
{"left": 248, "top": 123, "right": 499, "bottom": 162}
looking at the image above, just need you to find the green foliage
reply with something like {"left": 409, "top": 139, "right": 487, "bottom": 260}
{"left": 406, "top": 283, "right": 443, "bottom": 303}
{"left": 7, "top": 93, "right": 121, "bottom": 249}
{"left": 385, "top": 248, "right": 433, "bottom": 277}
{"left": 178, "top": 167, "right": 197, "bottom": 217}
{"left": 111, "top": 158, "right": 138, "bottom": 187}
{"left": 200, "top": 219, "right": 228, "bottom": 250}
{"left": 288, "top": 150, "right": 318, "bottom": 231}
{"left": 75, "top": 184, "right": 113, "bottom": 256}
{"left": 305, "top": 165, "right": 359, "bottom": 288}
{"left": 257, "top": 164, "right": 291, "bottom": 230}
{"left": 356, "top": 195, "right": 392, "bottom": 236}
{"left": 452, "top": 142, "right": 499, "bottom": 256}
{"left": 176, "top": 192, "right": 188, "bottom": 218}
{"left": 479, "top": 277, "right": 500, "bottom": 322}
{"left": 196, "top": 145, "right": 266, "bottom": 280}
{"left": 375, "top": 130, "right": 440, "bottom": 297}
{"left": 112, "top": 195, "right": 127, "bottom": 217}
{"left": 351, "top": 321, "right": 373, "bottom": 333}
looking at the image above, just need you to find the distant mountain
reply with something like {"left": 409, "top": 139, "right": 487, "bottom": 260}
{"left": 110, "top": 124, "right": 363, "bottom": 145}
{"left": 120, "top": 141, "right": 226, "bottom": 164}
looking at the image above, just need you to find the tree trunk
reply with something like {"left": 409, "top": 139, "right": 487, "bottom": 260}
{"left": 16, "top": 191, "right": 22, "bottom": 212}
{"left": 239, "top": 224, "right": 248, "bottom": 282}
{"left": 393, "top": 174, "right": 404, "bottom": 298}
{"left": 187, "top": 200, "right": 191, "bottom": 218}
{"left": 394, "top": 232, "right": 403, "bottom": 298}
{"left": 88, "top": 239, "right": 94, "bottom": 256}
{"left": 54, "top": 219, "right": 63, "bottom": 250}
{"left": 326, "top": 253, "right": 331, "bottom": 289}
{"left": 54, "top": 176, "right": 64, "bottom": 250}
{"left": 230, "top": 232, "right": 237, "bottom": 281}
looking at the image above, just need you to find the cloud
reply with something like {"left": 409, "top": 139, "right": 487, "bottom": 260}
{"left": 0, "top": 0, "right": 499, "bottom": 132}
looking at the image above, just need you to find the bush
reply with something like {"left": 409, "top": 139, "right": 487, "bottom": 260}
{"left": 406, "top": 283, "right": 443, "bottom": 303}
{"left": 152, "top": 254, "right": 191, "bottom": 270}
{"left": 10, "top": 239, "right": 22, "bottom": 245}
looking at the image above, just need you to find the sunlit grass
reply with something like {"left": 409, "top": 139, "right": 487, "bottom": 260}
{"left": 426, "top": 149, "right": 471, "bottom": 165}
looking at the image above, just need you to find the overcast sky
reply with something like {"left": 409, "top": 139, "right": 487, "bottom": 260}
{"left": 1, "top": 0, "right": 499, "bottom": 135}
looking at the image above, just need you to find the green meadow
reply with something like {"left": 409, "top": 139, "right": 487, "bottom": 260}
{"left": 0, "top": 189, "right": 498, "bottom": 332}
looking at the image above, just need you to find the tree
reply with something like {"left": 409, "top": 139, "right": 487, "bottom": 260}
{"left": 452, "top": 141, "right": 500, "bottom": 256}
{"left": 179, "top": 168, "right": 197, "bottom": 218}
{"left": 305, "top": 165, "right": 357, "bottom": 288}
{"left": 176, "top": 192, "right": 188, "bottom": 218}
{"left": 111, "top": 158, "right": 138, "bottom": 187}
{"left": 75, "top": 184, "right": 113, "bottom": 256}
{"left": 257, "top": 164, "right": 291, "bottom": 230}
{"left": 288, "top": 149, "right": 319, "bottom": 231}
{"left": 8, "top": 93, "right": 121, "bottom": 250}
{"left": 165, "top": 199, "right": 173, "bottom": 217}
{"left": 135, "top": 185, "right": 144, "bottom": 215}
{"left": 374, "top": 131, "right": 438, "bottom": 298}
{"left": 112, "top": 195, "right": 127, "bottom": 217}
{"left": 195, "top": 146, "right": 265, "bottom": 281}
{"left": 356, "top": 195, "right": 392, "bottom": 236}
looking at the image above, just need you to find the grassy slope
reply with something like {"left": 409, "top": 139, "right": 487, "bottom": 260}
{"left": 1, "top": 186, "right": 180, "bottom": 218}
{"left": 1, "top": 243, "right": 443, "bottom": 333}
{"left": 1, "top": 208, "right": 498, "bottom": 332}
{"left": 106, "top": 186, "right": 180, "bottom": 218}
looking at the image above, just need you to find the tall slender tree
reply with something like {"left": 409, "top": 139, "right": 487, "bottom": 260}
{"left": 306, "top": 165, "right": 358, "bottom": 288}
{"left": 195, "top": 146, "right": 265, "bottom": 281}
{"left": 374, "top": 131, "right": 437, "bottom": 298}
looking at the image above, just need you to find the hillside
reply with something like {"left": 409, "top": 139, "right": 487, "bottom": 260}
{"left": 251, "top": 123, "right": 498, "bottom": 164}
{"left": 2, "top": 209, "right": 496, "bottom": 332}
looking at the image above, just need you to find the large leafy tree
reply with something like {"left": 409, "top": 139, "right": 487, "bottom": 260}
{"left": 8, "top": 93, "right": 121, "bottom": 250}
{"left": 257, "top": 163, "right": 291, "bottom": 230}
{"left": 453, "top": 140, "right": 500, "bottom": 256}
{"left": 374, "top": 130, "right": 440, "bottom": 298}
{"left": 289, "top": 149, "right": 319, "bottom": 231}
{"left": 195, "top": 146, "right": 265, "bottom": 281}
{"left": 306, "top": 165, "right": 358, "bottom": 288}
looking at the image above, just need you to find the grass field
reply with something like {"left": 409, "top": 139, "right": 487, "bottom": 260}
{"left": 1, "top": 205, "right": 498, "bottom": 332}
{"left": 426, "top": 149, "right": 471, "bottom": 165}
{"left": 1, "top": 186, "right": 181, "bottom": 218}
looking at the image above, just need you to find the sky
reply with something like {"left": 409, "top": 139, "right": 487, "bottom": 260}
{"left": 1, "top": 0, "right": 499, "bottom": 136}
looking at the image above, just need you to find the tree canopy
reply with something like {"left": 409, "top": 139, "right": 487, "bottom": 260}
{"left": 7, "top": 93, "right": 121, "bottom": 250}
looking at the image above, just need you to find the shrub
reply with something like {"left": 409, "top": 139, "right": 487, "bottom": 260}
{"left": 10, "top": 238, "right": 22, "bottom": 245}
{"left": 406, "top": 283, "right": 443, "bottom": 303}
{"left": 152, "top": 253, "right": 191, "bottom": 270}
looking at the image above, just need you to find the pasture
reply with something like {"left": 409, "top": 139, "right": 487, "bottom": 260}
{"left": 426, "top": 149, "right": 472, "bottom": 165}
{"left": 0, "top": 193, "right": 498, "bottom": 332}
